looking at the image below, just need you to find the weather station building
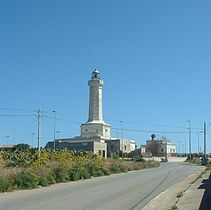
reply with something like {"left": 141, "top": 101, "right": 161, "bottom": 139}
{"left": 46, "top": 70, "right": 136, "bottom": 158}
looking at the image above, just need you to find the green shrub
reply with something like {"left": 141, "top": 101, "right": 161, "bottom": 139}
{"left": 96, "top": 170, "right": 104, "bottom": 176}
{"left": 39, "top": 176, "right": 49, "bottom": 187}
{"left": 68, "top": 169, "right": 80, "bottom": 181}
{"left": 0, "top": 178, "right": 11, "bottom": 192}
{"left": 101, "top": 168, "right": 110, "bottom": 175}
{"left": 79, "top": 168, "right": 91, "bottom": 179}
{"left": 53, "top": 168, "right": 69, "bottom": 183}
{"left": 90, "top": 170, "right": 101, "bottom": 177}
{"left": 14, "top": 172, "right": 38, "bottom": 189}
{"left": 47, "top": 175, "right": 57, "bottom": 184}
{"left": 110, "top": 165, "right": 121, "bottom": 173}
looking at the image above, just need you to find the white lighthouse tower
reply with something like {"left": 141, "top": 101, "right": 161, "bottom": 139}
{"left": 81, "top": 70, "right": 111, "bottom": 138}
{"left": 88, "top": 70, "right": 104, "bottom": 123}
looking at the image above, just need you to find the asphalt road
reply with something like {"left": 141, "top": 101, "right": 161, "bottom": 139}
{"left": 0, "top": 162, "right": 201, "bottom": 210}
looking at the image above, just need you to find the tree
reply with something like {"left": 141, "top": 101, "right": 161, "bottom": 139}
{"left": 14, "top": 144, "right": 30, "bottom": 151}
{"left": 146, "top": 140, "right": 159, "bottom": 156}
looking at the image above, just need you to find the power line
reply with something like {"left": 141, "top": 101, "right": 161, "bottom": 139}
{"left": 111, "top": 127, "right": 193, "bottom": 134}
{"left": 0, "top": 114, "right": 35, "bottom": 117}
{"left": 43, "top": 115, "right": 81, "bottom": 125}
{"left": 107, "top": 119, "right": 187, "bottom": 129}
{"left": 0, "top": 108, "right": 206, "bottom": 135}
{"left": 0, "top": 108, "right": 37, "bottom": 112}
{"left": 37, "top": 109, "right": 190, "bottom": 130}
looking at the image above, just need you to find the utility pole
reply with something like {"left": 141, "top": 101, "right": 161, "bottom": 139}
{"left": 184, "top": 137, "right": 187, "bottom": 155}
{"left": 197, "top": 131, "right": 203, "bottom": 155}
{"left": 37, "top": 109, "right": 41, "bottom": 159}
{"left": 31, "top": 132, "right": 35, "bottom": 148}
{"left": 187, "top": 120, "right": 191, "bottom": 160}
{"left": 120, "top": 121, "right": 123, "bottom": 158}
{"left": 197, "top": 132, "right": 200, "bottom": 154}
{"left": 203, "top": 122, "right": 207, "bottom": 165}
{"left": 53, "top": 110, "right": 56, "bottom": 151}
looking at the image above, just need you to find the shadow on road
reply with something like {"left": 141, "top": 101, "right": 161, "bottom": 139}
{"left": 199, "top": 174, "right": 211, "bottom": 210}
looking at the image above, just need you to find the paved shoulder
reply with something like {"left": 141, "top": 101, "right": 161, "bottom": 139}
{"left": 142, "top": 165, "right": 205, "bottom": 210}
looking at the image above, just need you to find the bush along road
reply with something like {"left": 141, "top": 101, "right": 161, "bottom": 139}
{"left": 0, "top": 146, "right": 160, "bottom": 192}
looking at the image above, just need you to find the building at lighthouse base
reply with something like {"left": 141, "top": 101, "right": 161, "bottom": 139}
{"left": 46, "top": 120, "right": 110, "bottom": 158}
{"left": 45, "top": 135, "right": 136, "bottom": 158}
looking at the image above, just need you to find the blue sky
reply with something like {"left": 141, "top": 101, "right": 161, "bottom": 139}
{"left": 0, "top": 0, "right": 211, "bottom": 153}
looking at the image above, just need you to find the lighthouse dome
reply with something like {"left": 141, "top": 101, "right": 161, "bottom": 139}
{"left": 92, "top": 69, "right": 100, "bottom": 79}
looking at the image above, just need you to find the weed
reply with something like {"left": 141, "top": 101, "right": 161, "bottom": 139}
{"left": 169, "top": 205, "right": 178, "bottom": 210}
{"left": 177, "top": 192, "right": 183, "bottom": 198}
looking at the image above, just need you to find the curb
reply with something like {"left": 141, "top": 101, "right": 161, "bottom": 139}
{"left": 176, "top": 170, "right": 210, "bottom": 210}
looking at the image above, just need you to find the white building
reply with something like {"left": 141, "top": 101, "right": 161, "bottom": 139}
{"left": 158, "top": 140, "right": 176, "bottom": 157}
{"left": 120, "top": 139, "right": 136, "bottom": 154}
{"left": 141, "top": 139, "right": 176, "bottom": 157}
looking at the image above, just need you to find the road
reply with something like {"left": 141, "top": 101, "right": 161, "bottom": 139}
{"left": 0, "top": 162, "right": 201, "bottom": 210}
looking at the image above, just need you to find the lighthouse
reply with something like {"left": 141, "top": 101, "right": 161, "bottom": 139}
{"left": 81, "top": 70, "right": 111, "bottom": 138}
{"left": 88, "top": 70, "right": 104, "bottom": 123}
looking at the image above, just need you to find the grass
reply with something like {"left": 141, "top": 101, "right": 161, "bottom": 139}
{"left": 169, "top": 205, "right": 178, "bottom": 210}
{"left": 176, "top": 191, "right": 183, "bottom": 198}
